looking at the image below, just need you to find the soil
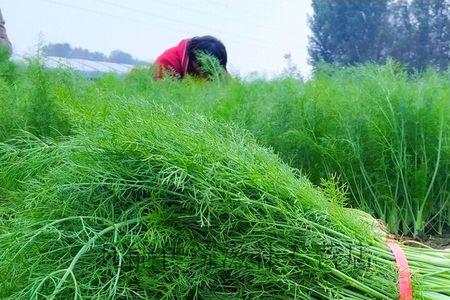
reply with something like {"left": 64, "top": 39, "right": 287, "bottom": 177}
{"left": 423, "top": 234, "right": 450, "bottom": 249}
{"left": 403, "top": 233, "right": 450, "bottom": 250}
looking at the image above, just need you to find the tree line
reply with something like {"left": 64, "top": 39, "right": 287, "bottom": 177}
{"left": 42, "top": 43, "right": 147, "bottom": 66}
{"left": 309, "top": 0, "right": 450, "bottom": 71}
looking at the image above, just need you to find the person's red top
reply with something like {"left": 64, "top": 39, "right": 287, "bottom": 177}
{"left": 155, "top": 39, "right": 190, "bottom": 79}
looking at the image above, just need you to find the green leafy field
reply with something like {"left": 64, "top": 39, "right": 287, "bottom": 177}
{"left": 0, "top": 54, "right": 449, "bottom": 298}
{"left": 3, "top": 55, "right": 448, "bottom": 235}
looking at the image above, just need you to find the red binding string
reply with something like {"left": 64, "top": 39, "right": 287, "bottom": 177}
{"left": 386, "top": 241, "right": 413, "bottom": 300}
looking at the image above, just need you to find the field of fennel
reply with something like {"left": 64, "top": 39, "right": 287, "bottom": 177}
{"left": 145, "top": 63, "right": 450, "bottom": 236}
{"left": 20, "top": 57, "right": 447, "bottom": 237}
{"left": 0, "top": 52, "right": 449, "bottom": 298}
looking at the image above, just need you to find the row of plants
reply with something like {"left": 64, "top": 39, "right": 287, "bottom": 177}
{"left": 0, "top": 57, "right": 449, "bottom": 297}
{"left": 0, "top": 53, "right": 448, "bottom": 238}
{"left": 87, "top": 61, "right": 450, "bottom": 236}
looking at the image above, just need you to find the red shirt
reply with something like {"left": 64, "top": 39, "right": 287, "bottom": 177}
{"left": 155, "top": 39, "right": 190, "bottom": 79}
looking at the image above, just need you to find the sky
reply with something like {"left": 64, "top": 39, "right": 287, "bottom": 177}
{"left": 1, "top": 0, "right": 313, "bottom": 77}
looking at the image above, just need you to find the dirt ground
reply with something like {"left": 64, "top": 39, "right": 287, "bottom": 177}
{"left": 405, "top": 233, "right": 450, "bottom": 250}
{"left": 424, "top": 234, "right": 450, "bottom": 249}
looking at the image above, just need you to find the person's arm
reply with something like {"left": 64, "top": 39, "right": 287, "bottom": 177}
{"left": 155, "top": 57, "right": 181, "bottom": 80}
{"left": 0, "top": 9, "right": 12, "bottom": 54}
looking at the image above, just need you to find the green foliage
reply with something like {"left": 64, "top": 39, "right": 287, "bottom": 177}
{"left": 0, "top": 47, "right": 17, "bottom": 84}
{"left": 222, "top": 62, "right": 450, "bottom": 236}
{"left": 194, "top": 51, "right": 228, "bottom": 81}
{"left": 0, "top": 58, "right": 448, "bottom": 236}
{"left": 0, "top": 59, "right": 72, "bottom": 141}
{"left": 0, "top": 58, "right": 449, "bottom": 299}
{"left": 309, "top": 0, "right": 389, "bottom": 65}
{"left": 24, "top": 61, "right": 71, "bottom": 138}
{"left": 309, "top": 0, "right": 450, "bottom": 71}
{"left": 0, "top": 104, "right": 448, "bottom": 299}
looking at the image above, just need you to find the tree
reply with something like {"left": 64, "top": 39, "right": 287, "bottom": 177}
{"left": 71, "top": 47, "right": 91, "bottom": 60}
{"left": 410, "top": 0, "right": 432, "bottom": 71}
{"left": 109, "top": 50, "right": 134, "bottom": 64}
{"left": 429, "top": 0, "right": 450, "bottom": 70}
{"left": 308, "top": 0, "right": 450, "bottom": 71}
{"left": 90, "top": 51, "right": 108, "bottom": 62}
{"left": 309, "top": 0, "right": 389, "bottom": 66}
{"left": 383, "top": 0, "right": 414, "bottom": 67}
{"left": 42, "top": 43, "right": 72, "bottom": 57}
{"left": 41, "top": 43, "right": 147, "bottom": 65}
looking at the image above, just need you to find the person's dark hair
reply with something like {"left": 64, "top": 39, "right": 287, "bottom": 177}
{"left": 187, "top": 36, "right": 227, "bottom": 71}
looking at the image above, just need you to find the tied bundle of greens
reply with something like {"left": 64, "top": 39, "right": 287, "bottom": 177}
{"left": 0, "top": 105, "right": 448, "bottom": 299}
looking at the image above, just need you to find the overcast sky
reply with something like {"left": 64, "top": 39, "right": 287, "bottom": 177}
{"left": 1, "top": 0, "right": 312, "bottom": 77}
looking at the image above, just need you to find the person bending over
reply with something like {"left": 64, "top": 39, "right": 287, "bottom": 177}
{"left": 0, "top": 9, "right": 12, "bottom": 54}
{"left": 155, "top": 35, "right": 227, "bottom": 79}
